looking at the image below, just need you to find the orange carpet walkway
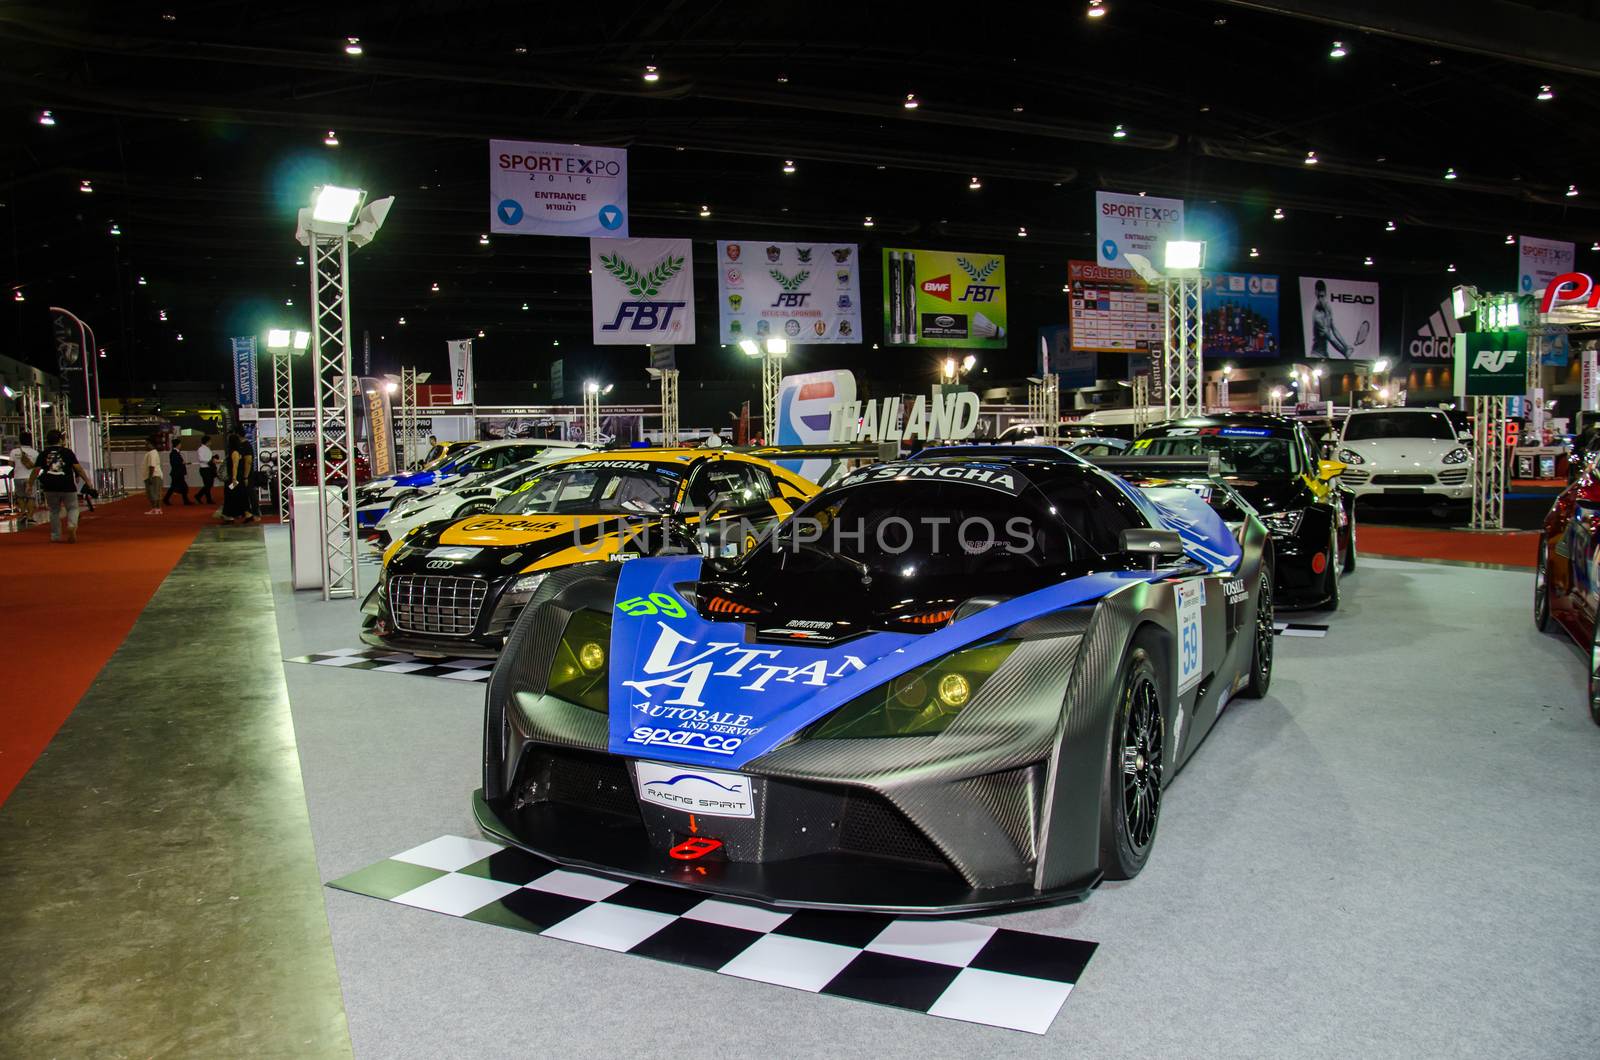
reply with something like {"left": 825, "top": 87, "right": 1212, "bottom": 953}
{"left": 0, "top": 496, "right": 226, "bottom": 805}
{"left": 1359, "top": 525, "right": 1538, "bottom": 568}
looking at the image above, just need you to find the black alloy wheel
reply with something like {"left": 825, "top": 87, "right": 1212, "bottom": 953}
{"left": 1319, "top": 527, "right": 1341, "bottom": 612}
{"left": 456, "top": 500, "right": 495, "bottom": 518}
{"left": 1342, "top": 500, "right": 1357, "bottom": 574}
{"left": 1589, "top": 620, "right": 1600, "bottom": 726}
{"left": 1534, "top": 539, "right": 1552, "bottom": 632}
{"left": 1100, "top": 642, "right": 1164, "bottom": 880}
{"left": 1242, "top": 570, "right": 1274, "bottom": 699}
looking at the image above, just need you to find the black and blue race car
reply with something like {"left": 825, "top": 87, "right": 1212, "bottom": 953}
{"left": 475, "top": 450, "right": 1274, "bottom": 914}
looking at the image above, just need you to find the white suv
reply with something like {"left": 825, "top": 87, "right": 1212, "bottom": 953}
{"left": 1336, "top": 407, "right": 1471, "bottom": 503}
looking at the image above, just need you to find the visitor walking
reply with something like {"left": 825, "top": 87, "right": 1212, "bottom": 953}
{"left": 29, "top": 429, "right": 92, "bottom": 543}
{"left": 143, "top": 434, "right": 165, "bottom": 515}
{"left": 163, "top": 442, "right": 191, "bottom": 506}
{"left": 195, "top": 434, "right": 216, "bottom": 503}
{"left": 8, "top": 431, "right": 38, "bottom": 524}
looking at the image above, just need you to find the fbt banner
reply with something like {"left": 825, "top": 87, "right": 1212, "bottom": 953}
{"left": 1518, "top": 235, "right": 1574, "bottom": 296}
{"left": 1095, "top": 191, "right": 1184, "bottom": 270}
{"left": 590, "top": 237, "right": 696, "bottom": 345}
{"left": 490, "top": 139, "right": 628, "bottom": 238}
{"left": 1298, "top": 277, "right": 1379, "bottom": 360}
{"left": 716, "top": 241, "right": 862, "bottom": 344}
{"left": 882, "top": 249, "right": 1007, "bottom": 348}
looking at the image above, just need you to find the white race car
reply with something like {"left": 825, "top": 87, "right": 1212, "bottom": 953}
{"left": 374, "top": 454, "right": 571, "bottom": 545}
{"left": 1335, "top": 407, "right": 1472, "bottom": 504}
{"left": 355, "top": 438, "right": 590, "bottom": 530}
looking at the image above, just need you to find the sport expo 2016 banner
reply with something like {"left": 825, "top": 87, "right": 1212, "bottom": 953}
{"left": 717, "top": 241, "right": 862, "bottom": 344}
{"left": 1298, "top": 277, "right": 1378, "bottom": 360}
{"left": 1518, "top": 235, "right": 1574, "bottom": 295}
{"left": 881, "top": 249, "right": 1007, "bottom": 348}
{"left": 590, "top": 237, "right": 696, "bottom": 345}
{"left": 1202, "top": 273, "right": 1280, "bottom": 358}
{"left": 1096, "top": 191, "right": 1184, "bottom": 270}
{"left": 490, "top": 139, "right": 628, "bottom": 238}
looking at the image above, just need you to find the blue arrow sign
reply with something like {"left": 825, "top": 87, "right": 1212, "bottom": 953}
{"left": 497, "top": 199, "right": 524, "bottom": 226}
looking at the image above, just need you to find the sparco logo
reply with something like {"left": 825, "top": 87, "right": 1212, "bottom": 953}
{"left": 1331, "top": 293, "right": 1375, "bottom": 304}
{"left": 1473, "top": 348, "right": 1517, "bottom": 372}
{"left": 597, "top": 252, "right": 687, "bottom": 332}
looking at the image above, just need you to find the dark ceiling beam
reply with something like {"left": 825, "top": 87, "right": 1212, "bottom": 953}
{"left": 1216, "top": 0, "right": 1600, "bottom": 77}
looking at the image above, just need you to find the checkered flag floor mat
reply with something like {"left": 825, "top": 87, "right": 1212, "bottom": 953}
{"left": 329, "top": 835, "right": 1098, "bottom": 1035}
{"left": 286, "top": 647, "right": 494, "bottom": 681}
{"left": 1274, "top": 621, "right": 1328, "bottom": 638}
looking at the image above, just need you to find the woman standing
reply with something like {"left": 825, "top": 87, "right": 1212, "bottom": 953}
{"left": 143, "top": 434, "right": 165, "bottom": 515}
{"left": 163, "top": 442, "right": 191, "bottom": 506}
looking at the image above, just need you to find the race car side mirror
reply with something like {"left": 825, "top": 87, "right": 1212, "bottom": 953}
{"left": 1120, "top": 528, "right": 1185, "bottom": 569}
{"left": 1317, "top": 459, "right": 1347, "bottom": 481}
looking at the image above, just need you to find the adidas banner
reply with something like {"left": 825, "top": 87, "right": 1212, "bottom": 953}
{"left": 590, "top": 237, "right": 696, "bottom": 346}
{"left": 1407, "top": 294, "right": 1463, "bottom": 361}
{"left": 717, "top": 241, "right": 862, "bottom": 345}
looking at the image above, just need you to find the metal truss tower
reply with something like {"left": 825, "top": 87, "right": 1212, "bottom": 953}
{"left": 1162, "top": 275, "right": 1204, "bottom": 420}
{"left": 761, "top": 351, "right": 784, "bottom": 444}
{"left": 307, "top": 232, "right": 359, "bottom": 599}
{"left": 658, "top": 368, "right": 679, "bottom": 445}
{"left": 398, "top": 366, "right": 418, "bottom": 467}
{"left": 582, "top": 383, "right": 602, "bottom": 445}
{"left": 270, "top": 347, "right": 294, "bottom": 522}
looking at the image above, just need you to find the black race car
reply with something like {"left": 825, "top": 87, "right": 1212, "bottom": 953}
{"left": 1132, "top": 413, "right": 1353, "bottom": 609}
{"left": 475, "top": 451, "right": 1275, "bottom": 914}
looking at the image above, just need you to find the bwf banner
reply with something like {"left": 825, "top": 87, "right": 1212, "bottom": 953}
{"left": 489, "top": 139, "right": 628, "bottom": 238}
{"left": 590, "top": 237, "right": 696, "bottom": 345}
{"left": 446, "top": 339, "right": 474, "bottom": 404}
{"left": 716, "top": 241, "right": 862, "bottom": 344}
{"left": 1298, "top": 277, "right": 1379, "bottom": 360}
{"left": 230, "top": 337, "right": 258, "bottom": 407}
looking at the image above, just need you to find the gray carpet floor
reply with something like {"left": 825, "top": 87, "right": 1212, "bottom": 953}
{"left": 267, "top": 529, "right": 1600, "bottom": 1059}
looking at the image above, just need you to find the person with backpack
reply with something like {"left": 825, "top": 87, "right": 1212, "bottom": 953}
{"left": 29, "top": 429, "right": 92, "bottom": 543}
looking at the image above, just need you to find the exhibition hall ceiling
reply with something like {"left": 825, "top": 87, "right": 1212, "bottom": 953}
{"left": 2, "top": 0, "right": 1598, "bottom": 381}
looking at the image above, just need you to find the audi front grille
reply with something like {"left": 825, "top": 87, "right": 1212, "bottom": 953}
{"left": 389, "top": 575, "right": 488, "bottom": 637}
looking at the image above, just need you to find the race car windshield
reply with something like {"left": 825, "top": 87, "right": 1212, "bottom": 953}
{"left": 1342, "top": 412, "right": 1455, "bottom": 441}
{"left": 493, "top": 464, "right": 680, "bottom": 515}
{"left": 1141, "top": 433, "right": 1299, "bottom": 477}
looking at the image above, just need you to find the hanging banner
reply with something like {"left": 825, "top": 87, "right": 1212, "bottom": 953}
{"left": 446, "top": 339, "right": 474, "bottom": 404}
{"left": 1095, "top": 191, "right": 1185, "bottom": 270}
{"left": 549, "top": 359, "right": 564, "bottom": 401}
{"left": 1298, "top": 277, "right": 1379, "bottom": 359}
{"left": 881, "top": 248, "right": 1007, "bottom": 348}
{"left": 359, "top": 376, "right": 396, "bottom": 478}
{"left": 1040, "top": 324, "right": 1096, "bottom": 388}
{"left": 716, "top": 241, "right": 862, "bottom": 344}
{"left": 1408, "top": 293, "right": 1463, "bottom": 361}
{"left": 1067, "top": 260, "right": 1159, "bottom": 353}
{"left": 1202, "top": 272, "right": 1280, "bottom": 358}
{"left": 590, "top": 237, "right": 696, "bottom": 345}
{"left": 489, "top": 139, "right": 628, "bottom": 238}
{"left": 1583, "top": 346, "right": 1599, "bottom": 412}
{"left": 1518, "top": 235, "right": 1574, "bottom": 296}
{"left": 230, "top": 336, "right": 258, "bottom": 407}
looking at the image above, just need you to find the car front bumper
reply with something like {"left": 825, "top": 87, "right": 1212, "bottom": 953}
{"left": 1340, "top": 467, "right": 1471, "bottom": 501}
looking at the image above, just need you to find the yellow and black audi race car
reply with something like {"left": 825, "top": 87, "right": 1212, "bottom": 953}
{"left": 360, "top": 449, "right": 819, "bottom": 657}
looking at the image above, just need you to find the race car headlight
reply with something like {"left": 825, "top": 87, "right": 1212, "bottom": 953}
{"left": 547, "top": 610, "right": 611, "bottom": 713}
{"left": 1336, "top": 448, "right": 1365, "bottom": 465}
{"left": 1442, "top": 447, "right": 1470, "bottom": 465}
{"left": 805, "top": 640, "right": 1019, "bottom": 740}
{"left": 1259, "top": 509, "right": 1303, "bottom": 537}
{"left": 507, "top": 572, "right": 549, "bottom": 596}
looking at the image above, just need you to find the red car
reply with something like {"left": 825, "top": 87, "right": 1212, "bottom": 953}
{"left": 1536, "top": 462, "right": 1600, "bottom": 724}
{"left": 293, "top": 442, "right": 372, "bottom": 486}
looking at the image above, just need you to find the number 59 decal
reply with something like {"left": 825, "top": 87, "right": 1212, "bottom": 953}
{"left": 617, "top": 592, "right": 687, "bottom": 619}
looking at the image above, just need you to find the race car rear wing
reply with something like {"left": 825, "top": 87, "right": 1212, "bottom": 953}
{"left": 906, "top": 444, "right": 1083, "bottom": 461}
{"left": 1089, "top": 454, "right": 1258, "bottom": 523}
{"left": 1088, "top": 454, "right": 1221, "bottom": 477}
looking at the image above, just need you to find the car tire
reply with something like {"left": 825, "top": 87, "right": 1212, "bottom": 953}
{"left": 1589, "top": 619, "right": 1600, "bottom": 727}
{"left": 1342, "top": 501, "right": 1357, "bottom": 573}
{"left": 1098, "top": 635, "right": 1165, "bottom": 881}
{"left": 1317, "top": 527, "right": 1341, "bottom": 611}
{"left": 1240, "top": 567, "right": 1274, "bottom": 700}
{"left": 455, "top": 500, "right": 495, "bottom": 518}
{"left": 1534, "top": 538, "right": 1553, "bottom": 633}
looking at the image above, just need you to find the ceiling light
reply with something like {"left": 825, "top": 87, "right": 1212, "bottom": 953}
{"left": 1112, "top": 124, "right": 1127, "bottom": 139}
{"left": 1329, "top": 40, "right": 1347, "bottom": 58}
{"left": 284, "top": 297, "right": 293, "bottom": 306}
{"left": 1385, "top": 220, "right": 1396, "bottom": 232}
{"left": 11, "top": 289, "right": 23, "bottom": 302}
{"left": 430, "top": 282, "right": 440, "bottom": 292}
{"left": 968, "top": 176, "right": 982, "bottom": 190}
{"left": 1363, "top": 255, "right": 1374, "bottom": 266}
{"left": 1444, "top": 167, "right": 1457, "bottom": 180}
{"left": 1447, "top": 263, "right": 1457, "bottom": 273}
{"left": 479, "top": 233, "right": 491, "bottom": 245}
{"left": 1304, "top": 150, "right": 1319, "bottom": 165}
{"left": 643, "top": 65, "right": 659, "bottom": 82}
{"left": 158, "top": 309, "right": 167, "bottom": 320}
{"left": 344, "top": 37, "right": 363, "bottom": 56}
{"left": 78, "top": 179, "right": 92, "bottom": 193}
{"left": 1017, "top": 226, "right": 1029, "bottom": 237}
{"left": 108, "top": 221, "right": 121, "bottom": 236}
{"left": 137, "top": 276, "right": 147, "bottom": 285}
{"left": 1568, "top": 184, "right": 1580, "bottom": 197}
{"left": 38, "top": 110, "right": 55, "bottom": 126}
{"left": 776, "top": 74, "right": 788, "bottom": 83}
{"left": 553, "top": 340, "right": 560, "bottom": 346}
{"left": 1537, "top": 85, "right": 1554, "bottom": 101}
{"left": 311, "top": 184, "right": 363, "bottom": 224}
{"left": 782, "top": 159, "right": 796, "bottom": 174}
{"left": 398, "top": 316, "right": 407, "bottom": 325}
{"left": 1592, "top": 243, "right": 1600, "bottom": 252}
{"left": 903, "top": 93, "right": 919, "bottom": 109}
{"left": 1273, "top": 207, "right": 1285, "bottom": 220}
{"left": 1012, "top": 104, "right": 1024, "bottom": 113}
{"left": 175, "top": 333, "right": 184, "bottom": 342}
{"left": 1505, "top": 234, "right": 1515, "bottom": 245}
{"left": 1087, "top": 0, "right": 1107, "bottom": 17}
{"left": 514, "top": 46, "right": 527, "bottom": 54}
{"left": 521, "top": 302, "right": 530, "bottom": 310}
{"left": 863, "top": 216, "right": 874, "bottom": 227}
{"left": 698, "top": 204, "right": 711, "bottom": 217}
{"left": 295, "top": 256, "right": 304, "bottom": 265}
{"left": 477, "top": 329, "right": 485, "bottom": 338}
{"left": 324, "top": 130, "right": 340, "bottom": 147}
{"left": 161, "top": 12, "right": 175, "bottom": 21}
{"left": 1249, "top": 247, "right": 1259, "bottom": 258}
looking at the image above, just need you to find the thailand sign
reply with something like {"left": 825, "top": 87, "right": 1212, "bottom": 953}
{"left": 1454, "top": 331, "right": 1529, "bottom": 396}
{"left": 716, "top": 241, "right": 862, "bottom": 344}
{"left": 1095, "top": 191, "right": 1185, "bottom": 270}
{"left": 1067, "top": 260, "right": 1160, "bottom": 353}
{"left": 828, "top": 391, "right": 980, "bottom": 442}
{"left": 1518, "top": 235, "right": 1574, "bottom": 296}
{"left": 590, "top": 238, "right": 696, "bottom": 345}
{"left": 489, "top": 139, "right": 628, "bottom": 238}
{"left": 882, "top": 249, "right": 1007, "bottom": 348}
{"left": 1202, "top": 272, "right": 1280, "bottom": 358}
{"left": 1298, "top": 277, "right": 1378, "bottom": 359}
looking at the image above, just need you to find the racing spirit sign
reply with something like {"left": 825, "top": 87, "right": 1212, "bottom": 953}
{"left": 590, "top": 237, "right": 696, "bottom": 345}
